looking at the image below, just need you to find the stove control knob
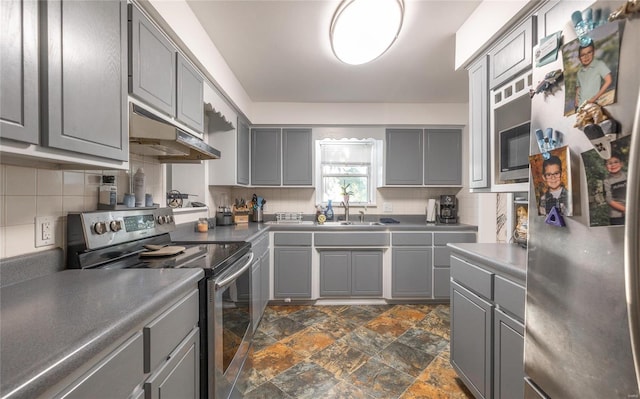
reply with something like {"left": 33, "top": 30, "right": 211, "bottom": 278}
{"left": 93, "top": 222, "right": 108, "bottom": 235}
{"left": 157, "top": 215, "right": 166, "bottom": 225}
{"left": 109, "top": 220, "right": 122, "bottom": 232}
{"left": 167, "top": 215, "right": 174, "bottom": 223}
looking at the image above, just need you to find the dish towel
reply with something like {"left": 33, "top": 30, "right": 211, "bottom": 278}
{"left": 379, "top": 218, "right": 400, "bottom": 224}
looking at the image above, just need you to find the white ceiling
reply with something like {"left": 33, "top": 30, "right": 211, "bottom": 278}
{"left": 185, "top": 0, "right": 482, "bottom": 104}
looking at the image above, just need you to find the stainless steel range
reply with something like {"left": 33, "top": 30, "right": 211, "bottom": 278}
{"left": 66, "top": 208, "right": 253, "bottom": 399}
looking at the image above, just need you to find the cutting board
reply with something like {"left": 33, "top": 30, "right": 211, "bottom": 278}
{"left": 139, "top": 246, "right": 186, "bottom": 257}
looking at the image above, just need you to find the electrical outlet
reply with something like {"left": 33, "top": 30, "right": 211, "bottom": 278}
{"left": 383, "top": 202, "right": 393, "bottom": 213}
{"left": 35, "top": 216, "right": 55, "bottom": 247}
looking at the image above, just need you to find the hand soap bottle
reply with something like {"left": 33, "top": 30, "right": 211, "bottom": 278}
{"left": 325, "top": 199, "right": 334, "bottom": 221}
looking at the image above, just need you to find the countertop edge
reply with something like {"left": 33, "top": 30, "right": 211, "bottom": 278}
{"left": 1, "top": 269, "right": 203, "bottom": 399}
{"left": 447, "top": 243, "right": 527, "bottom": 284}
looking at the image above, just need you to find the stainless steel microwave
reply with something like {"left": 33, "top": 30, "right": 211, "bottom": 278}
{"left": 498, "top": 121, "right": 530, "bottom": 182}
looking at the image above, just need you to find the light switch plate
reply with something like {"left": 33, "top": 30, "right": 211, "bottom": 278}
{"left": 383, "top": 202, "right": 393, "bottom": 212}
{"left": 35, "top": 216, "right": 55, "bottom": 247}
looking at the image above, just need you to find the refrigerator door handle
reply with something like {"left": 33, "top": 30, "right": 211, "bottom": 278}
{"left": 625, "top": 86, "right": 640, "bottom": 393}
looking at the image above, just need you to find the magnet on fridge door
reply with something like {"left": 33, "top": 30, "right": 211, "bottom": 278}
{"left": 545, "top": 206, "right": 566, "bottom": 227}
{"left": 535, "top": 128, "right": 563, "bottom": 159}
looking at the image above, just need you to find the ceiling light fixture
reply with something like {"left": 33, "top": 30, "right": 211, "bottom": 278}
{"left": 330, "top": 0, "right": 405, "bottom": 65}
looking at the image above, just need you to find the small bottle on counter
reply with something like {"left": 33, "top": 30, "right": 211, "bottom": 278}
{"left": 133, "top": 168, "right": 145, "bottom": 207}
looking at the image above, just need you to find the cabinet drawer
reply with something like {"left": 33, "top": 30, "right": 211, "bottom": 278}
{"left": 274, "top": 232, "right": 311, "bottom": 246}
{"left": 392, "top": 232, "right": 432, "bottom": 246}
{"left": 434, "top": 247, "right": 452, "bottom": 267}
{"left": 315, "top": 233, "right": 389, "bottom": 247}
{"left": 494, "top": 275, "right": 525, "bottom": 321}
{"left": 450, "top": 256, "right": 493, "bottom": 300}
{"left": 144, "top": 289, "right": 199, "bottom": 373}
{"left": 433, "top": 267, "right": 450, "bottom": 299}
{"left": 252, "top": 233, "right": 269, "bottom": 258}
{"left": 433, "top": 232, "right": 476, "bottom": 246}
{"left": 60, "top": 332, "right": 143, "bottom": 399}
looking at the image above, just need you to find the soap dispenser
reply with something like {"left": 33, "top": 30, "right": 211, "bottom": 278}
{"left": 325, "top": 200, "right": 334, "bottom": 221}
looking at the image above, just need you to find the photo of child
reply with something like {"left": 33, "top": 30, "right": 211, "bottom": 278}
{"left": 561, "top": 21, "right": 622, "bottom": 116}
{"left": 581, "top": 135, "right": 631, "bottom": 227}
{"left": 530, "top": 146, "right": 573, "bottom": 216}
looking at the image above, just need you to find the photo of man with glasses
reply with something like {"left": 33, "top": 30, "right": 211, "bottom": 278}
{"left": 538, "top": 155, "right": 569, "bottom": 216}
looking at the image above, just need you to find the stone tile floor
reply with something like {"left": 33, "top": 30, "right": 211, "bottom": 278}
{"left": 236, "top": 304, "right": 474, "bottom": 399}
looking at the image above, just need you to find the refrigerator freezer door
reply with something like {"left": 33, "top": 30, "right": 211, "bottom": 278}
{"left": 525, "top": 7, "right": 640, "bottom": 398}
{"left": 625, "top": 86, "right": 640, "bottom": 393}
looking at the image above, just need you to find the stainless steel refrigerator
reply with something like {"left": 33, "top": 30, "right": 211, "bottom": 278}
{"left": 525, "top": 2, "right": 640, "bottom": 398}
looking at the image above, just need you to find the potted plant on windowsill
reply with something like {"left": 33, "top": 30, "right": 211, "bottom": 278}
{"left": 340, "top": 181, "right": 353, "bottom": 205}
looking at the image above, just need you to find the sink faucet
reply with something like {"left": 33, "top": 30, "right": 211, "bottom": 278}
{"left": 341, "top": 201, "right": 349, "bottom": 222}
{"left": 359, "top": 210, "right": 365, "bottom": 223}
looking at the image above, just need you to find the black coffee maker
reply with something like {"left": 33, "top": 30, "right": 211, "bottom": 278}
{"left": 439, "top": 195, "right": 458, "bottom": 224}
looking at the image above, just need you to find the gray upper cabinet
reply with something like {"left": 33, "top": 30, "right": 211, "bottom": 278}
{"left": 424, "top": 129, "right": 462, "bottom": 185}
{"left": 468, "top": 56, "right": 490, "bottom": 189}
{"left": 129, "top": 4, "right": 176, "bottom": 118}
{"left": 283, "top": 128, "right": 312, "bottom": 185}
{"left": 1, "top": 0, "right": 39, "bottom": 144}
{"left": 385, "top": 129, "right": 423, "bottom": 185}
{"left": 176, "top": 53, "right": 204, "bottom": 133}
{"left": 488, "top": 17, "right": 535, "bottom": 89}
{"left": 251, "top": 128, "right": 281, "bottom": 185}
{"left": 236, "top": 118, "right": 250, "bottom": 185}
{"left": 42, "top": 0, "right": 128, "bottom": 161}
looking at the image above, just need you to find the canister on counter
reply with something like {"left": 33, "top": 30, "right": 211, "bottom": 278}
{"left": 99, "top": 175, "right": 117, "bottom": 207}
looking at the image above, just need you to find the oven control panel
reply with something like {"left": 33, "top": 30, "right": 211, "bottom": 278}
{"left": 74, "top": 208, "right": 176, "bottom": 249}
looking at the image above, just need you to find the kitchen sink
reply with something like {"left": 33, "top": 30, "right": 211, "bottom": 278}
{"left": 318, "top": 221, "right": 386, "bottom": 226}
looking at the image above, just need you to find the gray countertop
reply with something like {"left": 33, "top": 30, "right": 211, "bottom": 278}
{"left": 447, "top": 243, "right": 527, "bottom": 283}
{"left": 0, "top": 268, "right": 203, "bottom": 399}
{"left": 170, "top": 219, "right": 477, "bottom": 243}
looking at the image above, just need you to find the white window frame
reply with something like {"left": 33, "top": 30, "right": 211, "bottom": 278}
{"left": 315, "top": 138, "right": 382, "bottom": 206}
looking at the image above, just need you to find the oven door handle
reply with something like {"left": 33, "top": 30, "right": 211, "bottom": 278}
{"left": 214, "top": 252, "right": 254, "bottom": 290}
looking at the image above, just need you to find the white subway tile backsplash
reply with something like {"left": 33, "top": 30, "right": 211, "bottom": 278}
{"left": 37, "top": 195, "right": 64, "bottom": 217}
{"left": 5, "top": 224, "right": 37, "bottom": 257}
{"left": 84, "top": 172, "right": 102, "bottom": 196}
{"left": 37, "top": 169, "right": 63, "bottom": 196}
{"left": 6, "top": 196, "right": 37, "bottom": 226}
{"left": 0, "top": 195, "right": 4, "bottom": 227}
{"left": 63, "top": 171, "right": 85, "bottom": 196}
{"left": 0, "top": 165, "right": 5, "bottom": 196}
{"left": 63, "top": 196, "right": 86, "bottom": 214}
{"left": 5, "top": 165, "right": 36, "bottom": 195}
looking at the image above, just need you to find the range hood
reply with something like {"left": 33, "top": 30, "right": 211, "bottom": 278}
{"left": 129, "top": 103, "right": 221, "bottom": 163}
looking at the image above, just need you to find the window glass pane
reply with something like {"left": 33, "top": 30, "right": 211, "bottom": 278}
{"left": 322, "top": 177, "right": 369, "bottom": 203}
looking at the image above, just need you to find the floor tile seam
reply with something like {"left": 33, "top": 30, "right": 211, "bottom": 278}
{"left": 368, "top": 349, "right": 439, "bottom": 382}
{"left": 267, "top": 359, "right": 344, "bottom": 398}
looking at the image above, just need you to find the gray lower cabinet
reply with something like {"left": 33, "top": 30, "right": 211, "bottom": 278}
{"left": 283, "top": 128, "right": 313, "bottom": 185}
{"left": 433, "top": 232, "right": 477, "bottom": 299}
{"left": 392, "top": 248, "right": 432, "bottom": 298}
{"left": 59, "top": 332, "right": 144, "bottom": 399}
{"left": 42, "top": 0, "right": 128, "bottom": 161}
{"left": 274, "top": 233, "right": 312, "bottom": 298}
{"left": 385, "top": 128, "right": 423, "bottom": 185}
{"left": 251, "top": 128, "right": 282, "bottom": 186}
{"left": 1, "top": 0, "right": 39, "bottom": 144}
{"left": 424, "top": 129, "right": 462, "bottom": 185}
{"left": 450, "top": 281, "right": 493, "bottom": 399}
{"left": 129, "top": 4, "right": 176, "bottom": 117}
{"left": 319, "top": 250, "right": 382, "bottom": 297}
{"left": 450, "top": 252, "right": 525, "bottom": 399}
{"left": 144, "top": 327, "right": 199, "bottom": 399}
{"left": 467, "top": 56, "right": 490, "bottom": 189}
{"left": 494, "top": 308, "right": 524, "bottom": 399}
{"left": 251, "top": 233, "right": 270, "bottom": 330}
{"left": 57, "top": 289, "right": 199, "bottom": 399}
{"left": 251, "top": 258, "right": 262, "bottom": 330}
